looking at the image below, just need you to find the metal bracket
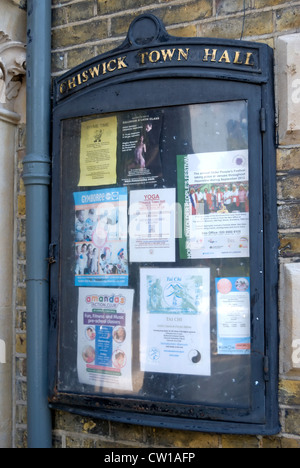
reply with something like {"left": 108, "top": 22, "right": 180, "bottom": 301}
{"left": 47, "top": 242, "right": 57, "bottom": 265}
{"left": 260, "top": 108, "right": 266, "bottom": 133}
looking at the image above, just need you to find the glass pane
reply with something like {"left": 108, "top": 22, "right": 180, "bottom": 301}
{"left": 58, "top": 100, "right": 252, "bottom": 412}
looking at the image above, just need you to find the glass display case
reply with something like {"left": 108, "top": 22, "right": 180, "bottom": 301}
{"left": 49, "top": 14, "right": 279, "bottom": 435}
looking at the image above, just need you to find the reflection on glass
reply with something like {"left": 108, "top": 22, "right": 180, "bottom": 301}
{"left": 189, "top": 101, "right": 248, "bottom": 153}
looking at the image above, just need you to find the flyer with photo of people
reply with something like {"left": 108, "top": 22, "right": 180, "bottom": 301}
{"left": 77, "top": 287, "right": 134, "bottom": 391}
{"left": 177, "top": 150, "right": 250, "bottom": 259}
{"left": 74, "top": 187, "right": 128, "bottom": 287}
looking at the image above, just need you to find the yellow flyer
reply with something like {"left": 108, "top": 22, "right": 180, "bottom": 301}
{"left": 79, "top": 116, "right": 117, "bottom": 186}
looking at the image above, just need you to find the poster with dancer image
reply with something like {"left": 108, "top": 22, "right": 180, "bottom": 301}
{"left": 74, "top": 187, "right": 128, "bottom": 287}
{"left": 177, "top": 150, "right": 250, "bottom": 259}
{"left": 119, "top": 109, "right": 163, "bottom": 185}
{"left": 140, "top": 268, "right": 211, "bottom": 376}
{"left": 77, "top": 287, "right": 134, "bottom": 391}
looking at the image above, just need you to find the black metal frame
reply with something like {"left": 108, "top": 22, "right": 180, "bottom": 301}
{"left": 49, "top": 14, "right": 279, "bottom": 435}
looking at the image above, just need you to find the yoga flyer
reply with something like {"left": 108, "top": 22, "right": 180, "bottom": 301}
{"left": 129, "top": 188, "right": 176, "bottom": 263}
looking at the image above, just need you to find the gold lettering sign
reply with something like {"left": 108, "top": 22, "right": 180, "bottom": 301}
{"left": 138, "top": 48, "right": 190, "bottom": 65}
{"left": 58, "top": 47, "right": 256, "bottom": 96}
{"left": 59, "top": 56, "right": 129, "bottom": 94}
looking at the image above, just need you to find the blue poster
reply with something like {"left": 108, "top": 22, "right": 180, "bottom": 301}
{"left": 74, "top": 187, "right": 128, "bottom": 287}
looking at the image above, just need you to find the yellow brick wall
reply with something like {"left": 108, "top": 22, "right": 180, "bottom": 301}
{"left": 14, "top": 0, "right": 300, "bottom": 448}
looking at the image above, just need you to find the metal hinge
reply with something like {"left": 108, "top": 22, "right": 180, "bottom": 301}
{"left": 263, "top": 355, "right": 270, "bottom": 381}
{"left": 260, "top": 108, "right": 266, "bottom": 133}
{"left": 47, "top": 242, "right": 57, "bottom": 265}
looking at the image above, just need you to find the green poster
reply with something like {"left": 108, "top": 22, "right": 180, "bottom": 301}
{"left": 177, "top": 154, "right": 190, "bottom": 259}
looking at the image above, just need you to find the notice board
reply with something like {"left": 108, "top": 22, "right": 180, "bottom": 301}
{"left": 49, "top": 14, "right": 279, "bottom": 435}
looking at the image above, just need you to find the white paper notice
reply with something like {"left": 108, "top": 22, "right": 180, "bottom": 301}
{"left": 140, "top": 268, "right": 211, "bottom": 376}
{"left": 216, "top": 277, "right": 251, "bottom": 355}
{"left": 129, "top": 188, "right": 176, "bottom": 263}
{"left": 77, "top": 287, "right": 134, "bottom": 391}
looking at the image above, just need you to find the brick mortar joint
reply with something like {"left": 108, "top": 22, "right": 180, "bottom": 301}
{"left": 51, "top": 0, "right": 204, "bottom": 12}
{"left": 280, "top": 404, "right": 300, "bottom": 410}
{"left": 280, "top": 433, "right": 300, "bottom": 440}
{"left": 51, "top": 36, "right": 124, "bottom": 55}
{"left": 50, "top": 18, "right": 300, "bottom": 57}
{"left": 51, "top": 0, "right": 300, "bottom": 32}
{"left": 51, "top": 0, "right": 198, "bottom": 26}
{"left": 42, "top": 428, "right": 300, "bottom": 445}
{"left": 52, "top": 429, "right": 155, "bottom": 447}
{"left": 279, "top": 374, "right": 300, "bottom": 381}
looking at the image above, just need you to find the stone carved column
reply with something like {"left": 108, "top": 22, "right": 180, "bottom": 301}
{"left": 0, "top": 32, "right": 26, "bottom": 448}
{"left": 0, "top": 32, "right": 26, "bottom": 112}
